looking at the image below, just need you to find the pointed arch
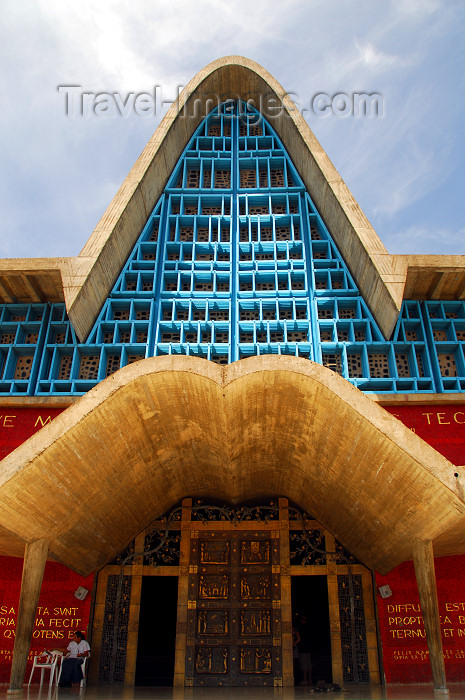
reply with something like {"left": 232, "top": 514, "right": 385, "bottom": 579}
{"left": 64, "top": 56, "right": 406, "bottom": 340}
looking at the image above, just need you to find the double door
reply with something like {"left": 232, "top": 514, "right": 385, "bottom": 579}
{"left": 184, "top": 530, "right": 282, "bottom": 686}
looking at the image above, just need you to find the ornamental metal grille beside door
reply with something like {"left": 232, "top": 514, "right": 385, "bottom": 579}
{"left": 338, "top": 574, "right": 370, "bottom": 683}
{"left": 185, "top": 530, "right": 281, "bottom": 686}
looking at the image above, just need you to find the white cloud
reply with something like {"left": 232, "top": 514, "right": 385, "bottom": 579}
{"left": 393, "top": 0, "right": 442, "bottom": 17}
{"left": 353, "top": 41, "right": 408, "bottom": 72}
{"left": 0, "top": 0, "right": 463, "bottom": 257}
{"left": 385, "top": 225, "right": 465, "bottom": 255}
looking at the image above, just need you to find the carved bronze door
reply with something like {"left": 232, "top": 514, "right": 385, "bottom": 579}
{"left": 185, "top": 530, "right": 282, "bottom": 686}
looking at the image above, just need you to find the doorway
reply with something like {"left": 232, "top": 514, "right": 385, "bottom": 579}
{"left": 135, "top": 576, "right": 178, "bottom": 685}
{"left": 292, "top": 576, "right": 332, "bottom": 684}
{"left": 91, "top": 499, "right": 379, "bottom": 686}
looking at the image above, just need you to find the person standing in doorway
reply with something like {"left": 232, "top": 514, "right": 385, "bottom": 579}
{"left": 297, "top": 614, "right": 313, "bottom": 686}
{"left": 292, "top": 623, "right": 301, "bottom": 682}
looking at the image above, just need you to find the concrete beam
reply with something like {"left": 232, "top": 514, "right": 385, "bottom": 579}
{"left": 0, "top": 356, "right": 464, "bottom": 577}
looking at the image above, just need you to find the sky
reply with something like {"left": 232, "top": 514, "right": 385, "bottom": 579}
{"left": 0, "top": 0, "right": 464, "bottom": 260}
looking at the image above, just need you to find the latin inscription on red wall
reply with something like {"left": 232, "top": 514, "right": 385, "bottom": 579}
{"left": 376, "top": 556, "right": 465, "bottom": 682}
{"left": 0, "top": 406, "right": 94, "bottom": 683}
{"left": 0, "top": 556, "right": 93, "bottom": 682}
{"left": 0, "top": 407, "right": 65, "bottom": 461}
{"left": 384, "top": 404, "right": 465, "bottom": 466}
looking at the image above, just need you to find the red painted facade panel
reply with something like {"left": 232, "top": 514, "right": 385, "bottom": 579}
{"left": 376, "top": 557, "right": 465, "bottom": 682}
{"left": 0, "top": 555, "right": 93, "bottom": 683}
{"left": 0, "top": 407, "right": 92, "bottom": 683}
{"left": 0, "top": 408, "right": 65, "bottom": 462}
{"left": 379, "top": 405, "right": 465, "bottom": 682}
{"left": 384, "top": 404, "right": 465, "bottom": 467}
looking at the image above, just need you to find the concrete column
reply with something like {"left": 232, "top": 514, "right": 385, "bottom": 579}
{"left": 411, "top": 538, "right": 448, "bottom": 693}
{"left": 8, "top": 539, "right": 49, "bottom": 692}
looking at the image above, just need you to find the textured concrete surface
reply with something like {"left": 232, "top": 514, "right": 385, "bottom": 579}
{"left": 0, "top": 355, "right": 463, "bottom": 576}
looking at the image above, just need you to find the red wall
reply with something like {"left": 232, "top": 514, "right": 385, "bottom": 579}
{"left": 376, "top": 557, "right": 465, "bottom": 682}
{"left": 0, "top": 406, "right": 94, "bottom": 683}
{"left": 377, "top": 405, "right": 465, "bottom": 682}
{"left": 0, "top": 556, "right": 93, "bottom": 683}
{"left": 0, "top": 407, "right": 65, "bottom": 461}
{"left": 384, "top": 404, "right": 465, "bottom": 466}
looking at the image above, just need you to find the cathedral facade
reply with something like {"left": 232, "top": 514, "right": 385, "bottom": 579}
{"left": 0, "top": 57, "right": 464, "bottom": 690}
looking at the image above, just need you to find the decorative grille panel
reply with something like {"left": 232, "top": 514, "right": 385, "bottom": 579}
{"left": 98, "top": 575, "right": 132, "bottom": 684}
{"left": 338, "top": 574, "right": 369, "bottom": 684}
{"left": 1, "top": 102, "right": 462, "bottom": 395}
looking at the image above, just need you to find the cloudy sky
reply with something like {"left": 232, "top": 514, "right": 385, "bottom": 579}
{"left": 0, "top": 0, "right": 463, "bottom": 259}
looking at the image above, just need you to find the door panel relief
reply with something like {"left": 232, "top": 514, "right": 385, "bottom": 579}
{"left": 185, "top": 531, "right": 282, "bottom": 686}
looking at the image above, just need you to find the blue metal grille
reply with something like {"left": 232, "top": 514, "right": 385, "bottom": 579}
{"left": 0, "top": 304, "right": 49, "bottom": 395}
{"left": 422, "top": 301, "right": 465, "bottom": 392}
{"left": 0, "top": 102, "right": 463, "bottom": 395}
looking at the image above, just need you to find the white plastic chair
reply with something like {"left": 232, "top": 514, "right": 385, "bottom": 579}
{"left": 80, "top": 655, "right": 89, "bottom": 687}
{"left": 57, "top": 653, "right": 89, "bottom": 687}
{"left": 28, "top": 650, "right": 63, "bottom": 687}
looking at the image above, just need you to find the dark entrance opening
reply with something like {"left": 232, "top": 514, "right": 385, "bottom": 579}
{"left": 291, "top": 576, "right": 332, "bottom": 685}
{"left": 135, "top": 576, "right": 178, "bottom": 686}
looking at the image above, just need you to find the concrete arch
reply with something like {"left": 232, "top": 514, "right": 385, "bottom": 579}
{"left": 0, "top": 355, "right": 464, "bottom": 576}
{"left": 65, "top": 55, "right": 405, "bottom": 340}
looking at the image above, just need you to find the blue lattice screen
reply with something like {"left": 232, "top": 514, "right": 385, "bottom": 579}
{"left": 0, "top": 102, "right": 464, "bottom": 395}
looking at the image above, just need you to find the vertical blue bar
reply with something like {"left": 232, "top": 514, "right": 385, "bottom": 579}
{"left": 29, "top": 303, "right": 51, "bottom": 396}
{"left": 300, "top": 195, "right": 320, "bottom": 364}
{"left": 420, "top": 301, "right": 443, "bottom": 393}
{"left": 230, "top": 102, "right": 239, "bottom": 362}
{"left": 149, "top": 195, "right": 169, "bottom": 358}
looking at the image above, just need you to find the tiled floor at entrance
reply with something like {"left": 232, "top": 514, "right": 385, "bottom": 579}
{"left": 2, "top": 686, "right": 465, "bottom": 700}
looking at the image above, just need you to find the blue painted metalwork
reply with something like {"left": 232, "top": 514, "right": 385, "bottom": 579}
{"left": 0, "top": 101, "right": 464, "bottom": 395}
{"left": 0, "top": 304, "right": 49, "bottom": 395}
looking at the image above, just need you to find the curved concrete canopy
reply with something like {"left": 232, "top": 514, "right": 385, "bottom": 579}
{"left": 0, "top": 355, "right": 464, "bottom": 576}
